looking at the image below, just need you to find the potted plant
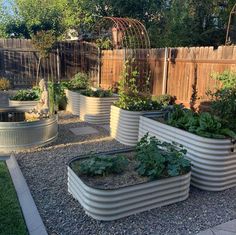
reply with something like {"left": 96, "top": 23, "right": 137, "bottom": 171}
{"left": 110, "top": 59, "right": 168, "bottom": 146}
{"left": 64, "top": 72, "right": 89, "bottom": 115}
{"left": 79, "top": 88, "right": 118, "bottom": 124}
{"left": 139, "top": 104, "right": 236, "bottom": 191}
{"left": 9, "top": 87, "right": 40, "bottom": 109}
{"left": 68, "top": 134, "right": 191, "bottom": 221}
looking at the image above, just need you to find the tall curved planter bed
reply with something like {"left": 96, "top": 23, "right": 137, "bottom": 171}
{"left": 65, "top": 89, "right": 81, "bottom": 115}
{"left": 68, "top": 149, "right": 191, "bottom": 221}
{"left": 110, "top": 105, "right": 163, "bottom": 146}
{"left": 139, "top": 113, "right": 236, "bottom": 191}
{"left": 80, "top": 95, "right": 118, "bottom": 124}
{"left": 9, "top": 100, "right": 38, "bottom": 110}
{"left": 0, "top": 108, "right": 58, "bottom": 153}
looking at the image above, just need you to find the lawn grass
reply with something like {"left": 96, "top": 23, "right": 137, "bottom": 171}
{"left": 0, "top": 161, "right": 28, "bottom": 235}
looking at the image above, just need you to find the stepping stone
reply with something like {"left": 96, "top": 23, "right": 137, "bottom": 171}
{"left": 70, "top": 126, "right": 99, "bottom": 136}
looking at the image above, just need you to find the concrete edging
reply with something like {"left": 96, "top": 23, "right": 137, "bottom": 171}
{"left": 139, "top": 114, "right": 236, "bottom": 191}
{"left": 6, "top": 155, "right": 48, "bottom": 235}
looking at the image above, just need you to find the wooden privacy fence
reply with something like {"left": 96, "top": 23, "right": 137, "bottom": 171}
{"left": 100, "top": 46, "right": 236, "bottom": 107}
{"left": 0, "top": 39, "right": 235, "bottom": 107}
{"left": 0, "top": 39, "right": 98, "bottom": 86}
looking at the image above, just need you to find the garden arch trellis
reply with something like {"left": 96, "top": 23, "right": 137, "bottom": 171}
{"left": 226, "top": 3, "right": 236, "bottom": 45}
{"left": 95, "top": 17, "right": 151, "bottom": 88}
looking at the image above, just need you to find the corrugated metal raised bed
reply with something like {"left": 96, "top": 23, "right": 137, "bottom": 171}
{"left": 110, "top": 105, "right": 163, "bottom": 146}
{"left": 65, "top": 89, "right": 81, "bottom": 115}
{"left": 68, "top": 149, "right": 191, "bottom": 221}
{"left": 80, "top": 94, "right": 118, "bottom": 124}
{"left": 9, "top": 100, "right": 38, "bottom": 110}
{"left": 139, "top": 113, "right": 236, "bottom": 191}
{"left": 0, "top": 107, "right": 58, "bottom": 153}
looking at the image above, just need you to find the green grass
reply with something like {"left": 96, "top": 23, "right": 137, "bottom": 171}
{"left": 0, "top": 161, "right": 28, "bottom": 235}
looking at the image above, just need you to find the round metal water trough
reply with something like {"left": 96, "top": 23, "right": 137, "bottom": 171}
{"left": 0, "top": 107, "right": 58, "bottom": 153}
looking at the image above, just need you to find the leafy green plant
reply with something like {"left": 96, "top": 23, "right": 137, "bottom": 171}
{"left": 207, "top": 70, "right": 236, "bottom": 132}
{"left": 96, "top": 37, "right": 113, "bottom": 50}
{"left": 211, "top": 70, "right": 236, "bottom": 89}
{"left": 77, "top": 155, "right": 128, "bottom": 176}
{"left": 81, "top": 88, "right": 113, "bottom": 97}
{"left": 115, "top": 58, "right": 162, "bottom": 111}
{"left": 136, "top": 133, "right": 191, "bottom": 179}
{"left": 166, "top": 105, "right": 236, "bottom": 139}
{"left": 0, "top": 78, "right": 10, "bottom": 91}
{"left": 65, "top": 72, "right": 90, "bottom": 91}
{"left": 153, "top": 94, "right": 176, "bottom": 107}
{"left": 11, "top": 87, "right": 40, "bottom": 101}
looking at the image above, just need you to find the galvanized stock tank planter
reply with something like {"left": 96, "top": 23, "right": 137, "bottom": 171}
{"left": 0, "top": 107, "right": 58, "bottom": 153}
{"left": 9, "top": 100, "right": 38, "bottom": 110}
{"left": 80, "top": 94, "right": 118, "bottom": 124}
{"left": 65, "top": 89, "right": 81, "bottom": 115}
{"left": 68, "top": 149, "right": 191, "bottom": 221}
{"left": 110, "top": 105, "right": 163, "bottom": 146}
{"left": 139, "top": 113, "right": 236, "bottom": 191}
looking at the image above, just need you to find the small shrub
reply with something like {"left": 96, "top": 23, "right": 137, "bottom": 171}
{"left": 136, "top": 133, "right": 191, "bottom": 179}
{"left": 207, "top": 70, "right": 236, "bottom": 132}
{"left": 81, "top": 88, "right": 113, "bottom": 97}
{"left": 11, "top": 87, "right": 40, "bottom": 101}
{"left": 0, "top": 78, "right": 10, "bottom": 91}
{"left": 66, "top": 72, "right": 90, "bottom": 91}
{"left": 153, "top": 94, "right": 176, "bottom": 107}
{"left": 77, "top": 155, "right": 128, "bottom": 176}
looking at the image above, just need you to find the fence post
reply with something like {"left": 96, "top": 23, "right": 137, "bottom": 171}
{"left": 97, "top": 47, "right": 101, "bottom": 87}
{"left": 162, "top": 47, "right": 169, "bottom": 95}
{"left": 56, "top": 46, "right": 61, "bottom": 82}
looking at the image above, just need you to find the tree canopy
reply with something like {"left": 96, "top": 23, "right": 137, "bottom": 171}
{"left": 0, "top": 0, "right": 235, "bottom": 47}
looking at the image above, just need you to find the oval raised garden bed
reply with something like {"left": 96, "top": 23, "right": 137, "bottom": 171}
{"left": 68, "top": 149, "right": 191, "bottom": 221}
{"left": 80, "top": 94, "right": 118, "bottom": 124}
{"left": 139, "top": 113, "right": 236, "bottom": 191}
{"left": 65, "top": 89, "right": 81, "bottom": 115}
{"left": 110, "top": 105, "right": 163, "bottom": 146}
{"left": 0, "top": 107, "right": 58, "bottom": 153}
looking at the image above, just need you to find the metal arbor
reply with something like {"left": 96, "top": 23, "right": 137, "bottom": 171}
{"left": 96, "top": 17, "right": 150, "bottom": 49}
{"left": 226, "top": 3, "right": 236, "bottom": 45}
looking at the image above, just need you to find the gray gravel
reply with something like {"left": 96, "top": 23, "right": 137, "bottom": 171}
{"left": 15, "top": 111, "right": 236, "bottom": 235}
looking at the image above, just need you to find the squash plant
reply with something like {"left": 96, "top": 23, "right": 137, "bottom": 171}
{"left": 136, "top": 134, "right": 191, "bottom": 179}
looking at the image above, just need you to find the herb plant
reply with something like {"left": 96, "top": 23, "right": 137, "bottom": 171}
{"left": 81, "top": 88, "right": 113, "bottom": 97}
{"left": 11, "top": 87, "right": 40, "bottom": 101}
{"left": 77, "top": 155, "right": 128, "bottom": 176}
{"left": 136, "top": 133, "right": 191, "bottom": 179}
{"left": 115, "top": 58, "right": 162, "bottom": 111}
{"left": 166, "top": 105, "right": 236, "bottom": 139}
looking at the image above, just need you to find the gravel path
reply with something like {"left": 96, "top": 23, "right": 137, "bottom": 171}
{"left": 15, "top": 112, "right": 236, "bottom": 235}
